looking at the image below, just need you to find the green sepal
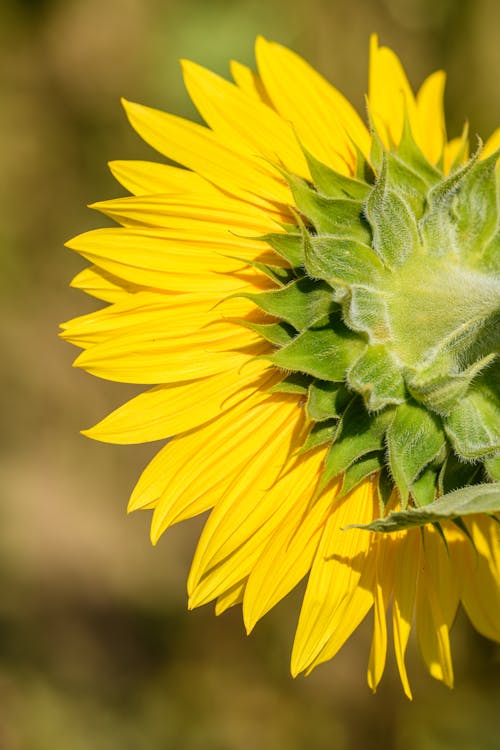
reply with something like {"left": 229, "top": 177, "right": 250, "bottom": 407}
{"left": 386, "top": 400, "right": 446, "bottom": 505}
{"left": 302, "top": 147, "right": 371, "bottom": 199}
{"left": 301, "top": 418, "right": 340, "bottom": 452}
{"left": 306, "top": 380, "right": 351, "bottom": 421}
{"left": 480, "top": 233, "right": 500, "bottom": 274}
{"left": 337, "top": 452, "right": 384, "bottom": 499}
{"left": 377, "top": 466, "right": 394, "bottom": 513}
{"left": 347, "top": 344, "right": 407, "bottom": 410}
{"left": 420, "top": 152, "right": 479, "bottom": 258}
{"left": 290, "top": 177, "right": 371, "bottom": 243}
{"left": 385, "top": 151, "right": 431, "bottom": 218}
{"left": 343, "top": 285, "right": 392, "bottom": 342}
{"left": 268, "top": 372, "right": 311, "bottom": 395}
{"left": 406, "top": 353, "right": 497, "bottom": 417}
{"left": 453, "top": 147, "right": 499, "bottom": 262}
{"left": 305, "top": 235, "right": 385, "bottom": 287}
{"left": 270, "top": 316, "right": 365, "bottom": 381}
{"left": 411, "top": 465, "right": 438, "bottom": 507}
{"left": 448, "top": 122, "right": 469, "bottom": 174}
{"left": 484, "top": 454, "right": 500, "bottom": 482}
{"left": 346, "top": 483, "right": 500, "bottom": 533}
{"left": 238, "top": 277, "right": 336, "bottom": 331}
{"left": 444, "top": 369, "right": 500, "bottom": 458}
{"left": 438, "top": 449, "right": 481, "bottom": 496}
{"left": 263, "top": 232, "right": 304, "bottom": 267}
{"left": 235, "top": 319, "right": 296, "bottom": 347}
{"left": 395, "top": 113, "right": 442, "bottom": 187}
{"left": 323, "top": 398, "right": 394, "bottom": 483}
{"left": 366, "top": 156, "right": 420, "bottom": 269}
{"left": 226, "top": 254, "right": 297, "bottom": 286}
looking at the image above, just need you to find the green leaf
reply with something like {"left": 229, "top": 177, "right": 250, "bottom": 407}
{"left": 270, "top": 317, "right": 365, "bottom": 382}
{"left": 305, "top": 235, "right": 385, "bottom": 287}
{"left": 386, "top": 400, "right": 446, "bottom": 504}
{"left": 385, "top": 151, "right": 430, "bottom": 218}
{"left": 337, "top": 452, "right": 384, "bottom": 498}
{"left": 306, "top": 380, "right": 351, "bottom": 421}
{"left": 323, "top": 398, "right": 394, "bottom": 482}
{"left": 303, "top": 148, "right": 371, "bottom": 199}
{"left": 480, "top": 233, "right": 500, "bottom": 275}
{"left": 445, "top": 372, "right": 500, "bottom": 458}
{"left": 366, "top": 156, "right": 420, "bottom": 269}
{"left": 239, "top": 277, "right": 336, "bottom": 331}
{"left": 347, "top": 344, "right": 407, "bottom": 410}
{"left": 346, "top": 483, "right": 500, "bottom": 533}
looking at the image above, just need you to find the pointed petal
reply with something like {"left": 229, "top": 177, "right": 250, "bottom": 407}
{"left": 108, "top": 160, "right": 220, "bottom": 196}
{"left": 215, "top": 580, "right": 246, "bottom": 615}
{"left": 182, "top": 60, "right": 309, "bottom": 178}
{"left": 122, "top": 98, "right": 292, "bottom": 206}
{"left": 416, "top": 527, "right": 456, "bottom": 688}
{"left": 458, "top": 516, "right": 500, "bottom": 642}
{"left": 70, "top": 265, "right": 153, "bottom": 303}
{"left": 392, "top": 528, "right": 421, "bottom": 700}
{"left": 368, "top": 34, "right": 419, "bottom": 148}
{"left": 230, "top": 60, "right": 272, "bottom": 105}
{"left": 151, "top": 393, "right": 302, "bottom": 542}
{"left": 483, "top": 128, "right": 500, "bottom": 159}
{"left": 416, "top": 71, "right": 446, "bottom": 164}
{"left": 255, "top": 37, "right": 370, "bottom": 171}
{"left": 291, "top": 479, "right": 378, "bottom": 675}
{"left": 84, "top": 361, "right": 274, "bottom": 444}
{"left": 367, "top": 534, "right": 397, "bottom": 692}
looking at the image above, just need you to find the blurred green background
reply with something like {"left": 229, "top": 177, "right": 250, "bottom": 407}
{"left": 1, "top": 0, "right": 499, "bottom": 747}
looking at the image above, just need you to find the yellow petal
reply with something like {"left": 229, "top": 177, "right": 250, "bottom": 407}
{"left": 215, "top": 581, "right": 246, "bottom": 615}
{"left": 122, "top": 98, "right": 292, "bottom": 206}
{"left": 483, "top": 128, "right": 500, "bottom": 159}
{"left": 66, "top": 228, "right": 269, "bottom": 293}
{"left": 367, "top": 534, "right": 397, "bottom": 693}
{"left": 368, "top": 34, "right": 419, "bottom": 148}
{"left": 83, "top": 361, "right": 274, "bottom": 444}
{"left": 189, "top": 447, "right": 326, "bottom": 609}
{"left": 187, "top": 400, "right": 308, "bottom": 596}
{"left": 458, "top": 516, "right": 500, "bottom": 642}
{"left": 255, "top": 37, "right": 370, "bottom": 172}
{"left": 91, "top": 192, "right": 281, "bottom": 236}
{"left": 230, "top": 60, "right": 272, "bottom": 106}
{"left": 182, "top": 59, "right": 309, "bottom": 178}
{"left": 243, "top": 470, "right": 341, "bottom": 633}
{"left": 73, "top": 313, "right": 264, "bottom": 384}
{"left": 416, "top": 530, "right": 455, "bottom": 688}
{"left": 416, "top": 71, "right": 446, "bottom": 164}
{"left": 60, "top": 291, "right": 261, "bottom": 349}
{"left": 392, "top": 528, "right": 421, "bottom": 701}
{"left": 291, "top": 479, "right": 377, "bottom": 675}
{"left": 108, "top": 160, "right": 220, "bottom": 196}
{"left": 70, "top": 265, "right": 153, "bottom": 303}
{"left": 443, "top": 123, "right": 469, "bottom": 174}
{"left": 150, "top": 393, "right": 301, "bottom": 541}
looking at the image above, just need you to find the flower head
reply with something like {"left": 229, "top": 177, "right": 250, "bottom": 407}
{"left": 62, "top": 36, "right": 500, "bottom": 697}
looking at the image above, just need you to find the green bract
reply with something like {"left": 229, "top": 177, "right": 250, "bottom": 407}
{"left": 249, "top": 132, "right": 500, "bottom": 528}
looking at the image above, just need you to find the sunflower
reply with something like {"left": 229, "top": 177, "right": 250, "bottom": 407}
{"left": 62, "top": 35, "right": 500, "bottom": 698}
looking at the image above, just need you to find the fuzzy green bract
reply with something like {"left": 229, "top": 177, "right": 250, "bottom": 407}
{"left": 249, "top": 132, "right": 500, "bottom": 530}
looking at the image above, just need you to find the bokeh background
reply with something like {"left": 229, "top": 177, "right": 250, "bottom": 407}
{"left": 1, "top": 0, "right": 499, "bottom": 747}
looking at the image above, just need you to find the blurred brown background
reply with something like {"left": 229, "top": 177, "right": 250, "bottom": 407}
{"left": 1, "top": 0, "right": 499, "bottom": 748}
